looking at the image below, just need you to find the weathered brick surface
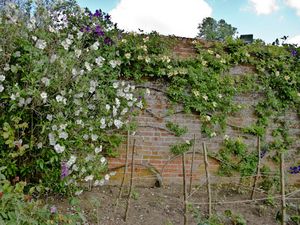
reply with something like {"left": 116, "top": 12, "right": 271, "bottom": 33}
{"left": 108, "top": 41, "right": 300, "bottom": 187}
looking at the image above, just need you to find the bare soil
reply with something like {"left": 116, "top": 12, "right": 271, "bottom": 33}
{"left": 50, "top": 185, "right": 300, "bottom": 225}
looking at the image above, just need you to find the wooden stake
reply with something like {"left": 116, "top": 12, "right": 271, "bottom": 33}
{"left": 182, "top": 152, "right": 188, "bottom": 225}
{"left": 280, "top": 152, "right": 286, "bottom": 225}
{"left": 124, "top": 139, "right": 136, "bottom": 222}
{"left": 202, "top": 142, "right": 212, "bottom": 217}
{"left": 115, "top": 130, "right": 130, "bottom": 212}
{"left": 189, "top": 134, "right": 196, "bottom": 196}
{"left": 251, "top": 136, "right": 261, "bottom": 200}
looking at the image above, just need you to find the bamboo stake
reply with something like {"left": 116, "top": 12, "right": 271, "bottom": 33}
{"left": 280, "top": 152, "right": 286, "bottom": 225}
{"left": 114, "top": 130, "right": 130, "bottom": 212}
{"left": 202, "top": 142, "right": 212, "bottom": 217}
{"left": 124, "top": 139, "right": 136, "bottom": 222}
{"left": 182, "top": 152, "right": 188, "bottom": 225}
{"left": 189, "top": 134, "right": 196, "bottom": 196}
{"left": 251, "top": 136, "right": 261, "bottom": 200}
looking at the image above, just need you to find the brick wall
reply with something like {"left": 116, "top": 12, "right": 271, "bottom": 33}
{"left": 108, "top": 39, "right": 300, "bottom": 187}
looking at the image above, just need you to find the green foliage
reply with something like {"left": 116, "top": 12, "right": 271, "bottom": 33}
{"left": 217, "top": 138, "right": 258, "bottom": 177}
{"left": 170, "top": 141, "right": 192, "bottom": 155}
{"left": 224, "top": 210, "right": 247, "bottom": 225}
{"left": 0, "top": 169, "right": 85, "bottom": 224}
{"left": 166, "top": 121, "right": 187, "bottom": 137}
{"left": 197, "top": 17, "right": 237, "bottom": 41}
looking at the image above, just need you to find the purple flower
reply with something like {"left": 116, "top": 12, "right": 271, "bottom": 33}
{"left": 260, "top": 149, "right": 267, "bottom": 159}
{"left": 50, "top": 205, "right": 57, "bottom": 214}
{"left": 291, "top": 49, "right": 297, "bottom": 57}
{"left": 104, "top": 37, "right": 113, "bottom": 45}
{"left": 94, "top": 25, "right": 104, "bottom": 36}
{"left": 60, "top": 161, "right": 69, "bottom": 179}
{"left": 105, "top": 14, "right": 111, "bottom": 21}
{"left": 289, "top": 166, "right": 300, "bottom": 174}
{"left": 94, "top": 9, "right": 102, "bottom": 18}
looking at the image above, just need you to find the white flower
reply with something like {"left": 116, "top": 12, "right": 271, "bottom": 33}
{"left": 121, "top": 108, "right": 128, "bottom": 115}
{"left": 40, "top": 92, "right": 48, "bottom": 99}
{"left": 223, "top": 135, "right": 230, "bottom": 141}
{"left": 125, "top": 53, "right": 131, "bottom": 59}
{"left": 85, "top": 154, "right": 94, "bottom": 162}
{"left": 105, "top": 104, "right": 111, "bottom": 111}
{"left": 110, "top": 171, "right": 117, "bottom": 176}
{"left": 145, "top": 56, "right": 151, "bottom": 63}
{"left": 91, "top": 134, "right": 98, "bottom": 141}
{"left": 100, "top": 118, "right": 106, "bottom": 129}
{"left": 50, "top": 54, "right": 57, "bottom": 63}
{"left": 113, "top": 106, "right": 118, "bottom": 117}
{"left": 85, "top": 62, "right": 92, "bottom": 72}
{"left": 91, "top": 41, "right": 99, "bottom": 50}
{"left": 37, "top": 142, "right": 43, "bottom": 149}
{"left": 115, "top": 98, "right": 120, "bottom": 107}
{"left": 94, "top": 179, "right": 105, "bottom": 186}
{"left": 0, "top": 75, "right": 5, "bottom": 82}
{"left": 128, "top": 101, "right": 133, "bottom": 107}
{"left": 125, "top": 93, "right": 133, "bottom": 101}
{"left": 212, "top": 102, "right": 217, "bottom": 108}
{"left": 100, "top": 157, "right": 106, "bottom": 164}
{"left": 41, "top": 77, "right": 50, "bottom": 86}
{"left": 76, "top": 119, "right": 83, "bottom": 125}
{"left": 4, "top": 64, "right": 10, "bottom": 71}
{"left": 54, "top": 144, "right": 65, "bottom": 153}
{"left": 146, "top": 88, "right": 150, "bottom": 96}
{"left": 35, "top": 39, "right": 47, "bottom": 50}
{"left": 95, "top": 56, "right": 105, "bottom": 66}
{"left": 95, "top": 146, "right": 102, "bottom": 153}
{"left": 51, "top": 125, "right": 58, "bottom": 131}
{"left": 25, "top": 98, "right": 32, "bottom": 105}
{"left": 46, "top": 114, "right": 53, "bottom": 121}
{"left": 59, "top": 124, "right": 67, "bottom": 130}
{"left": 56, "top": 95, "right": 63, "bottom": 102}
{"left": 104, "top": 174, "right": 110, "bottom": 181}
{"left": 218, "top": 94, "right": 223, "bottom": 99}
{"left": 124, "top": 86, "right": 130, "bottom": 93}
{"left": 18, "top": 98, "right": 25, "bottom": 107}
{"left": 61, "top": 38, "right": 72, "bottom": 50}
{"left": 113, "top": 82, "right": 119, "bottom": 89}
{"left": 114, "top": 119, "right": 123, "bottom": 129}
{"left": 74, "top": 49, "right": 82, "bottom": 58}
{"left": 210, "top": 132, "right": 217, "bottom": 138}
{"left": 136, "top": 101, "right": 143, "bottom": 109}
{"left": 84, "top": 175, "right": 94, "bottom": 182}
{"left": 202, "top": 95, "right": 208, "bottom": 101}
{"left": 77, "top": 31, "right": 83, "bottom": 40}
{"left": 48, "top": 25, "right": 55, "bottom": 33}
{"left": 0, "top": 84, "right": 4, "bottom": 93}
{"left": 75, "top": 190, "right": 83, "bottom": 196}
{"left": 204, "top": 115, "right": 211, "bottom": 122}
{"left": 59, "top": 131, "right": 68, "bottom": 140}
{"left": 72, "top": 164, "right": 78, "bottom": 171}
{"left": 67, "top": 155, "right": 77, "bottom": 168}
{"left": 109, "top": 60, "right": 121, "bottom": 68}
{"left": 83, "top": 134, "right": 89, "bottom": 140}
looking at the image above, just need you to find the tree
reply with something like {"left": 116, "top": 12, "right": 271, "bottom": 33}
{"left": 197, "top": 17, "right": 237, "bottom": 41}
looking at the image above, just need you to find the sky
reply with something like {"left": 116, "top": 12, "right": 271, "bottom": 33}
{"left": 76, "top": 0, "right": 300, "bottom": 45}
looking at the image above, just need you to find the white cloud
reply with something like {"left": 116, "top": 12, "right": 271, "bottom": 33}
{"left": 109, "top": 0, "right": 212, "bottom": 38}
{"left": 286, "top": 35, "right": 300, "bottom": 45}
{"left": 284, "top": 0, "right": 300, "bottom": 16}
{"left": 249, "top": 0, "right": 279, "bottom": 15}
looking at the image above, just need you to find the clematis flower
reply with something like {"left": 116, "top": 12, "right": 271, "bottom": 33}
{"left": 60, "top": 161, "right": 69, "bottom": 179}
